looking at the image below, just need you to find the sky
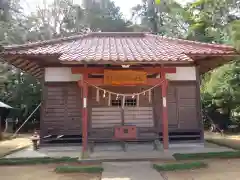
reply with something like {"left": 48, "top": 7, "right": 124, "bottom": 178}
{"left": 21, "top": 0, "right": 194, "bottom": 20}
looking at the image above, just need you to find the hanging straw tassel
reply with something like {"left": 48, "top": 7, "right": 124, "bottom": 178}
{"left": 108, "top": 93, "right": 111, "bottom": 106}
{"left": 122, "top": 95, "right": 125, "bottom": 108}
{"left": 137, "top": 94, "right": 140, "bottom": 107}
{"left": 148, "top": 89, "right": 152, "bottom": 103}
{"left": 96, "top": 89, "right": 100, "bottom": 102}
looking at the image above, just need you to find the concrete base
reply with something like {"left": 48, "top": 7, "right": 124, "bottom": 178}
{"left": 83, "top": 151, "right": 175, "bottom": 162}
{"left": 3, "top": 142, "right": 235, "bottom": 160}
{"left": 169, "top": 142, "right": 204, "bottom": 148}
{"left": 81, "top": 151, "right": 90, "bottom": 159}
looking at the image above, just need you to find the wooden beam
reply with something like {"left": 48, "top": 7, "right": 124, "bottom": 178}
{"left": 25, "top": 63, "right": 39, "bottom": 71}
{"left": 161, "top": 72, "right": 169, "bottom": 150}
{"left": 72, "top": 67, "right": 104, "bottom": 74}
{"left": 81, "top": 78, "right": 103, "bottom": 86}
{"left": 71, "top": 67, "right": 176, "bottom": 74}
{"left": 78, "top": 73, "right": 89, "bottom": 158}
{"left": 143, "top": 67, "right": 176, "bottom": 74}
{"left": 4, "top": 55, "right": 19, "bottom": 63}
{"left": 34, "top": 71, "right": 43, "bottom": 78}
{"left": 28, "top": 67, "right": 40, "bottom": 74}
{"left": 7, "top": 58, "right": 40, "bottom": 73}
{"left": 16, "top": 61, "right": 30, "bottom": 69}
{"left": 79, "top": 78, "right": 165, "bottom": 86}
{"left": 3, "top": 57, "right": 43, "bottom": 79}
{"left": 147, "top": 78, "right": 165, "bottom": 86}
{"left": 11, "top": 58, "right": 26, "bottom": 66}
{"left": 30, "top": 68, "right": 42, "bottom": 76}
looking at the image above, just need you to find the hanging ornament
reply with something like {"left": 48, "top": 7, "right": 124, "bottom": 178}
{"left": 108, "top": 93, "right": 111, "bottom": 106}
{"left": 116, "top": 94, "right": 119, "bottom": 100}
{"left": 143, "top": 91, "right": 146, "bottom": 96}
{"left": 96, "top": 88, "right": 100, "bottom": 102}
{"left": 148, "top": 89, "right": 152, "bottom": 103}
{"left": 103, "top": 90, "right": 106, "bottom": 98}
{"left": 132, "top": 93, "right": 135, "bottom": 99}
{"left": 137, "top": 94, "right": 140, "bottom": 107}
{"left": 122, "top": 95, "right": 125, "bottom": 108}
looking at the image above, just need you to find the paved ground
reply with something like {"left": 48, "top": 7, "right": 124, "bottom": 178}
{"left": 102, "top": 161, "right": 164, "bottom": 180}
{"left": 4, "top": 142, "right": 234, "bottom": 160}
{"left": 0, "top": 165, "right": 100, "bottom": 180}
{"left": 2, "top": 140, "right": 239, "bottom": 180}
{"left": 0, "top": 137, "right": 31, "bottom": 157}
{"left": 4, "top": 146, "right": 81, "bottom": 158}
{"left": 163, "top": 159, "right": 240, "bottom": 180}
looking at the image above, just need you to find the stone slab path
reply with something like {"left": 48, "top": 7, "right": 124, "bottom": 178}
{"left": 101, "top": 161, "right": 164, "bottom": 180}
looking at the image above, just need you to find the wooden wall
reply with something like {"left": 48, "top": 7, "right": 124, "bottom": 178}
{"left": 88, "top": 86, "right": 154, "bottom": 128}
{"left": 40, "top": 81, "right": 202, "bottom": 138}
{"left": 40, "top": 82, "right": 82, "bottom": 137}
{"left": 153, "top": 81, "right": 201, "bottom": 132}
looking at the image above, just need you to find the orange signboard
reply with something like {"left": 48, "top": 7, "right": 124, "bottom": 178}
{"left": 104, "top": 70, "right": 147, "bottom": 85}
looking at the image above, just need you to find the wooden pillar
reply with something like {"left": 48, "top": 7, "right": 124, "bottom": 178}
{"left": 161, "top": 72, "right": 169, "bottom": 149}
{"left": 81, "top": 74, "right": 88, "bottom": 157}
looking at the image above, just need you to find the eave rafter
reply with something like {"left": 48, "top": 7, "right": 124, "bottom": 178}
{"left": 3, "top": 55, "right": 43, "bottom": 79}
{"left": 194, "top": 56, "right": 234, "bottom": 74}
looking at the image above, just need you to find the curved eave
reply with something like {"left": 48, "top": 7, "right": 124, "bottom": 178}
{"left": 192, "top": 54, "right": 240, "bottom": 74}
{"left": 1, "top": 50, "right": 239, "bottom": 78}
{"left": 1, "top": 54, "right": 44, "bottom": 79}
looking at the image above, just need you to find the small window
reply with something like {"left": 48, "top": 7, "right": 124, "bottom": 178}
{"left": 125, "top": 98, "right": 137, "bottom": 107}
{"left": 111, "top": 98, "right": 137, "bottom": 107}
{"left": 111, "top": 99, "right": 121, "bottom": 106}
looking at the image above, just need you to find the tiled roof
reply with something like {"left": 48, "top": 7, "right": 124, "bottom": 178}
{"left": 2, "top": 32, "right": 238, "bottom": 63}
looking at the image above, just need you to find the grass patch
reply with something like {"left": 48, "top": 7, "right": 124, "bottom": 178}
{"left": 55, "top": 165, "right": 103, "bottom": 173}
{"left": 0, "top": 157, "right": 79, "bottom": 165}
{"left": 173, "top": 151, "right": 240, "bottom": 160}
{"left": 153, "top": 161, "right": 207, "bottom": 171}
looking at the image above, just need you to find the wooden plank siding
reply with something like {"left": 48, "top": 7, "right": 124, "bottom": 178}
{"left": 154, "top": 81, "right": 201, "bottom": 132}
{"left": 91, "top": 107, "right": 154, "bottom": 128}
{"left": 177, "top": 83, "right": 199, "bottom": 129}
{"left": 41, "top": 82, "right": 82, "bottom": 136}
{"left": 88, "top": 86, "right": 155, "bottom": 139}
{"left": 91, "top": 107, "right": 121, "bottom": 128}
{"left": 124, "top": 107, "right": 154, "bottom": 127}
{"left": 40, "top": 81, "right": 201, "bottom": 140}
{"left": 153, "top": 81, "right": 201, "bottom": 132}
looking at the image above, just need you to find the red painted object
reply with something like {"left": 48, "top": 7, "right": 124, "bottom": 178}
{"left": 114, "top": 126, "right": 137, "bottom": 140}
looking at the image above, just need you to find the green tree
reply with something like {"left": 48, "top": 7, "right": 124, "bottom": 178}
{"left": 131, "top": 0, "right": 188, "bottom": 37}
{"left": 190, "top": 0, "right": 240, "bottom": 128}
{"left": 83, "top": 0, "right": 132, "bottom": 32}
